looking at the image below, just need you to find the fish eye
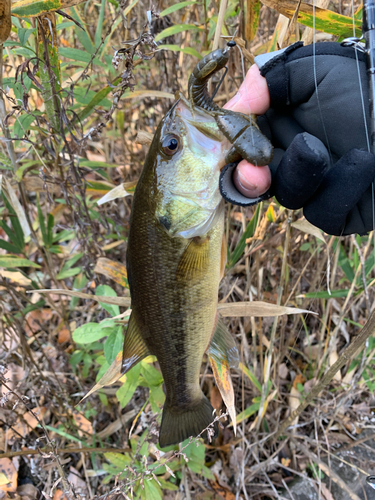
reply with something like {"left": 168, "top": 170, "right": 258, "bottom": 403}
{"left": 161, "top": 135, "right": 181, "bottom": 156}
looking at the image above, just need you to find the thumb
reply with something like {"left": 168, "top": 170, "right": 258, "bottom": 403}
{"left": 224, "top": 64, "right": 270, "bottom": 116}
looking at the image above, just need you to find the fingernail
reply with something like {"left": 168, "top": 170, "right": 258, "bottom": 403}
{"left": 234, "top": 168, "right": 261, "bottom": 197}
{"left": 223, "top": 92, "right": 240, "bottom": 110}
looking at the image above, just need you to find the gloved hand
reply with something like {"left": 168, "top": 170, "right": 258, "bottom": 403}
{"left": 220, "top": 42, "right": 375, "bottom": 236}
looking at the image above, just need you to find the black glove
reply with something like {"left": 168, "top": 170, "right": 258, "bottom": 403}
{"left": 220, "top": 42, "right": 375, "bottom": 236}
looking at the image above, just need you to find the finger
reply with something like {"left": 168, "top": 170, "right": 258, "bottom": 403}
{"left": 233, "top": 159, "right": 272, "bottom": 198}
{"left": 274, "top": 133, "right": 330, "bottom": 209}
{"left": 303, "top": 149, "right": 375, "bottom": 235}
{"left": 224, "top": 65, "right": 271, "bottom": 116}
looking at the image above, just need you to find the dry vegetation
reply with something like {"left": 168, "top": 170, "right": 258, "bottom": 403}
{"left": 0, "top": 0, "right": 374, "bottom": 499}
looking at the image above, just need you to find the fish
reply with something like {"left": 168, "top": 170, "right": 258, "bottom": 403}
{"left": 122, "top": 44, "right": 273, "bottom": 448}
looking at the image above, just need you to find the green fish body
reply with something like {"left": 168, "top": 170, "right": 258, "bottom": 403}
{"left": 123, "top": 98, "right": 237, "bottom": 448}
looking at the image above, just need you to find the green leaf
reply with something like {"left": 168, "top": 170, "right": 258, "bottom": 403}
{"left": 95, "top": 0, "right": 105, "bottom": 47}
{"left": 58, "top": 47, "right": 105, "bottom": 67}
{"left": 104, "top": 452, "right": 132, "bottom": 469}
{"left": 73, "top": 323, "right": 116, "bottom": 344}
{"left": 14, "top": 114, "right": 36, "bottom": 139}
{"left": 239, "top": 362, "right": 262, "bottom": 392}
{"left": 0, "top": 256, "right": 40, "bottom": 268}
{"left": 104, "top": 327, "right": 123, "bottom": 364}
{"left": 77, "top": 81, "right": 119, "bottom": 122}
{"left": 56, "top": 267, "right": 81, "bottom": 280}
{"left": 116, "top": 363, "right": 141, "bottom": 408}
{"left": 0, "top": 239, "right": 22, "bottom": 254}
{"left": 149, "top": 385, "right": 165, "bottom": 412}
{"left": 229, "top": 204, "right": 261, "bottom": 267}
{"left": 301, "top": 289, "right": 350, "bottom": 299}
{"left": 17, "top": 27, "right": 35, "bottom": 46}
{"left": 69, "top": 7, "right": 94, "bottom": 53}
{"left": 236, "top": 402, "right": 260, "bottom": 425}
{"left": 154, "top": 24, "right": 203, "bottom": 43}
{"left": 157, "top": 44, "right": 202, "bottom": 59}
{"left": 141, "top": 479, "right": 162, "bottom": 500}
{"left": 160, "top": 1, "right": 197, "bottom": 17}
{"left": 79, "top": 159, "right": 119, "bottom": 169}
{"left": 141, "top": 361, "right": 163, "bottom": 387}
{"left": 339, "top": 244, "right": 355, "bottom": 282}
{"left": 96, "top": 285, "right": 120, "bottom": 316}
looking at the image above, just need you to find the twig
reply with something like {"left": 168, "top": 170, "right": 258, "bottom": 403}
{"left": 0, "top": 447, "right": 132, "bottom": 459}
{"left": 273, "top": 307, "right": 375, "bottom": 440}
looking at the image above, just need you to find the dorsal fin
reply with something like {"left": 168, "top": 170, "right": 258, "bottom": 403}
{"left": 121, "top": 313, "right": 150, "bottom": 374}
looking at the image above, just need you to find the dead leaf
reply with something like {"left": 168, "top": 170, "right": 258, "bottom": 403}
{"left": 79, "top": 351, "right": 123, "bottom": 403}
{"left": 208, "top": 480, "right": 236, "bottom": 499}
{"left": 210, "top": 386, "right": 222, "bottom": 414}
{"left": 86, "top": 152, "right": 106, "bottom": 162}
{"left": 72, "top": 411, "right": 93, "bottom": 435}
{"left": 291, "top": 218, "right": 325, "bottom": 242}
{"left": 217, "top": 301, "right": 317, "bottom": 317}
{"left": 3, "top": 363, "right": 25, "bottom": 393}
{"left": 24, "top": 309, "right": 54, "bottom": 336}
{"left": 0, "top": 458, "right": 17, "bottom": 493}
{"left": 17, "top": 483, "right": 38, "bottom": 499}
{"left": 28, "top": 289, "right": 131, "bottom": 307}
{"left": 94, "top": 258, "right": 128, "bottom": 288}
{"left": 6, "top": 407, "right": 48, "bottom": 444}
{"left": 320, "top": 482, "right": 335, "bottom": 500}
{"left": 0, "top": 270, "right": 31, "bottom": 286}
{"left": 67, "top": 467, "right": 86, "bottom": 494}
{"left": 57, "top": 325, "right": 70, "bottom": 344}
{"left": 97, "top": 184, "right": 132, "bottom": 205}
{"left": 278, "top": 363, "right": 288, "bottom": 379}
{"left": 136, "top": 130, "right": 153, "bottom": 145}
{"left": 329, "top": 349, "right": 342, "bottom": 382}
{"left": 293, "top": 374, "right": 306, "bottom": 389}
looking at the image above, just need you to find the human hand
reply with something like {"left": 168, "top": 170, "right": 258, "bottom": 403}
{"left": 221, "top": 42, "right": 375, "bottom": 235}
{"left": 223, "top": 64, "right": 272, "bottom": 199}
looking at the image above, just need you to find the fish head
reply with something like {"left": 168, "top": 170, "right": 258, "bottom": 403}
{"left": 150, "top": 97, "right": 232, "bottom": 238}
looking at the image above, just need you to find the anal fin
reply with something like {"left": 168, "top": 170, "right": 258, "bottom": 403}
{"left": 121, "top": 313, "right": 150, "bottom": 374}
{"left": 207, "top": 316, "right": 239, "bottom": 434}
{"left": 208, "top": 316, "right": 239, "bottom": 369}
{"left": 176, "top": 236, "right": 210, "bottom": 282}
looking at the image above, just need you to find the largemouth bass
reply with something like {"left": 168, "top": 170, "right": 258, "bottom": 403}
{"left": 122, "top": 44, "right": 273, "bottom": 448}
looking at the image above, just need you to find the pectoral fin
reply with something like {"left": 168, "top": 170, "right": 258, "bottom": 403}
{"left": 207, "top": 316, "right": 239, "bottom": 433}
{"left": 121, "top": 313, "right": 150, "bottom": 374}
{"left": 176, "top": 236, "right": 210, "bottom": 282}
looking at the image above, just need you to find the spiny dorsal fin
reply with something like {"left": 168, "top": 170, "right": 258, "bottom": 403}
{"left": 121, "top": 313, "right": 150, "bottom": 374}
{"left": 176, "top": 236, "right": 210, "bottom": 282}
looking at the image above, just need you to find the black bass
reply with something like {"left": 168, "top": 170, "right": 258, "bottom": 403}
{"left": 122, "top": 44, "right": 273, "bottom": 448}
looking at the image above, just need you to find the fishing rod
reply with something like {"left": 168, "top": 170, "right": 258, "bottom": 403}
{"left": 341, "top": 0, "right": 375, "bottom": 154}
{"left": 363, "top": 0, "right": 375, "bottom": 153}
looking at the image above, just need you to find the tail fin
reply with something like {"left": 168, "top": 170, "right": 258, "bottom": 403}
{"left": 159, "top": 396, "right": 218, "bottom": 448}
